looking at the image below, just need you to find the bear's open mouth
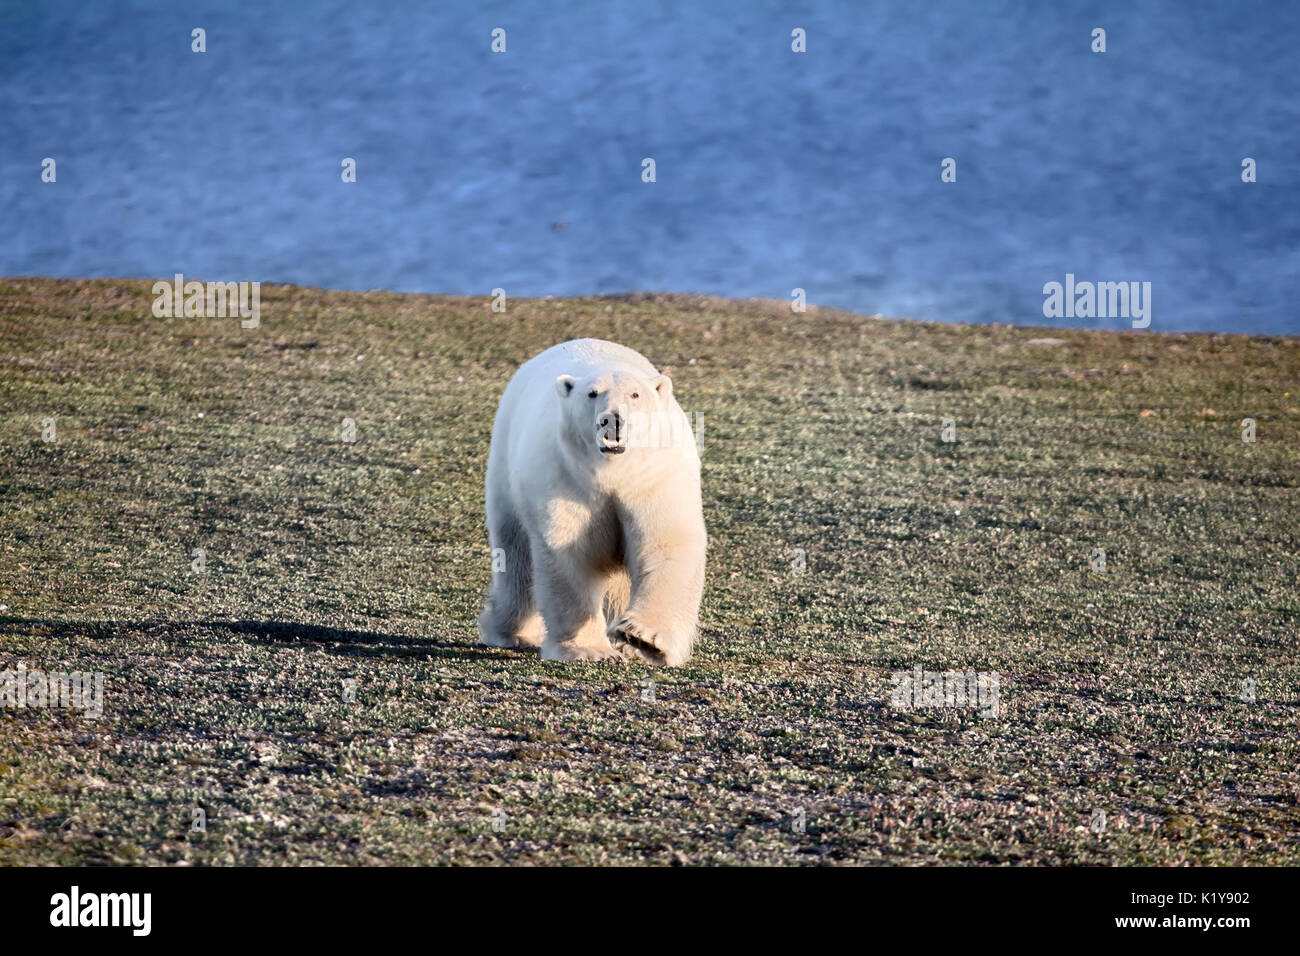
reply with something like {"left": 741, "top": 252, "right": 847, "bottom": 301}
{"left": 599, "top": 442, "right": 627, "bottom": 454}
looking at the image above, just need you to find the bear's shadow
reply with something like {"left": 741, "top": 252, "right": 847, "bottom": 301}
{"left": 1, "top": 617, "right": 498, "bottom": 662}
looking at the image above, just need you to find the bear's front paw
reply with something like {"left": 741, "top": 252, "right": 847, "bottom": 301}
{"left": 477, "top": 630, "right": 524, "bottom": 650}
{"left": 608, "top": 614, "right": 672, "bottom": 666}
{"left": 540, "top": 639, "right": 622, "bottom": 663}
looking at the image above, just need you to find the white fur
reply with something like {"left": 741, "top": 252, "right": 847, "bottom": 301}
{"left": 477, "top": 338, "right": 706, "bottom": 665}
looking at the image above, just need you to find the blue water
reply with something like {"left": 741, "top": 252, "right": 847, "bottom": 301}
{"left": 2, "top": 0, "right": 1297, "bottom": 333}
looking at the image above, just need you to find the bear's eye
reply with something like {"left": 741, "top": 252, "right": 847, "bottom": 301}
{"left": 631, "top": 392, "right": 639, "bottom": 399}
{"left": 588, "top": 390, "right": 598, "bottom": 399}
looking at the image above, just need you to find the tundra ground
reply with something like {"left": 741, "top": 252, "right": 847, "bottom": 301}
{"left": 1, "top": 278, "right": 1297, "bottom": 864}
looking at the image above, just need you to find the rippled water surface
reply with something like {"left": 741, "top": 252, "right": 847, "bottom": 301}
{"left": 2, "top": 0, "right": 1297, "bottom": 332}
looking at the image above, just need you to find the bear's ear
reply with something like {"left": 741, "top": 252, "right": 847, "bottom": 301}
{"left": 555, "top": 374, "right": 576, "bottom": 398}
{"left": 653, "top": 374, "right": 673, "bottom": 400}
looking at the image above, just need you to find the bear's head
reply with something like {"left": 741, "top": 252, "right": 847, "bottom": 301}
{"left": 554, "top": 370, "right": 674, "bottom": 461}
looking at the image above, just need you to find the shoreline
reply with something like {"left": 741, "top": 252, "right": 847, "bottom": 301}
{"left": 3, "top": 276, "right": 1295, "bottom": 343}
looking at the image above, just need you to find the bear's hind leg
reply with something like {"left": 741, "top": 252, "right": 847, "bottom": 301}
{"left": 478, "top": 513, "right": 545, "bottom": 649}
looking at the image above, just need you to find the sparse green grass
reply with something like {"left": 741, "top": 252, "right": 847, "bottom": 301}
{"left": 1, "top": 277, "right": 1297, "bottom": 865}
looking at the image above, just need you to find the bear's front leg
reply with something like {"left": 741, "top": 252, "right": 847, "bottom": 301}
{"left": 608, "top": 506, "right": 706, "bottom": 667}
{"left": 531, "top": 541, "right": 621, "bottom": 663}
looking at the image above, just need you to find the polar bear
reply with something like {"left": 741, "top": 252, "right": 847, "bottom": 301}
{"left": 477, "top": 338, "right": 706, "bottom": 665}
